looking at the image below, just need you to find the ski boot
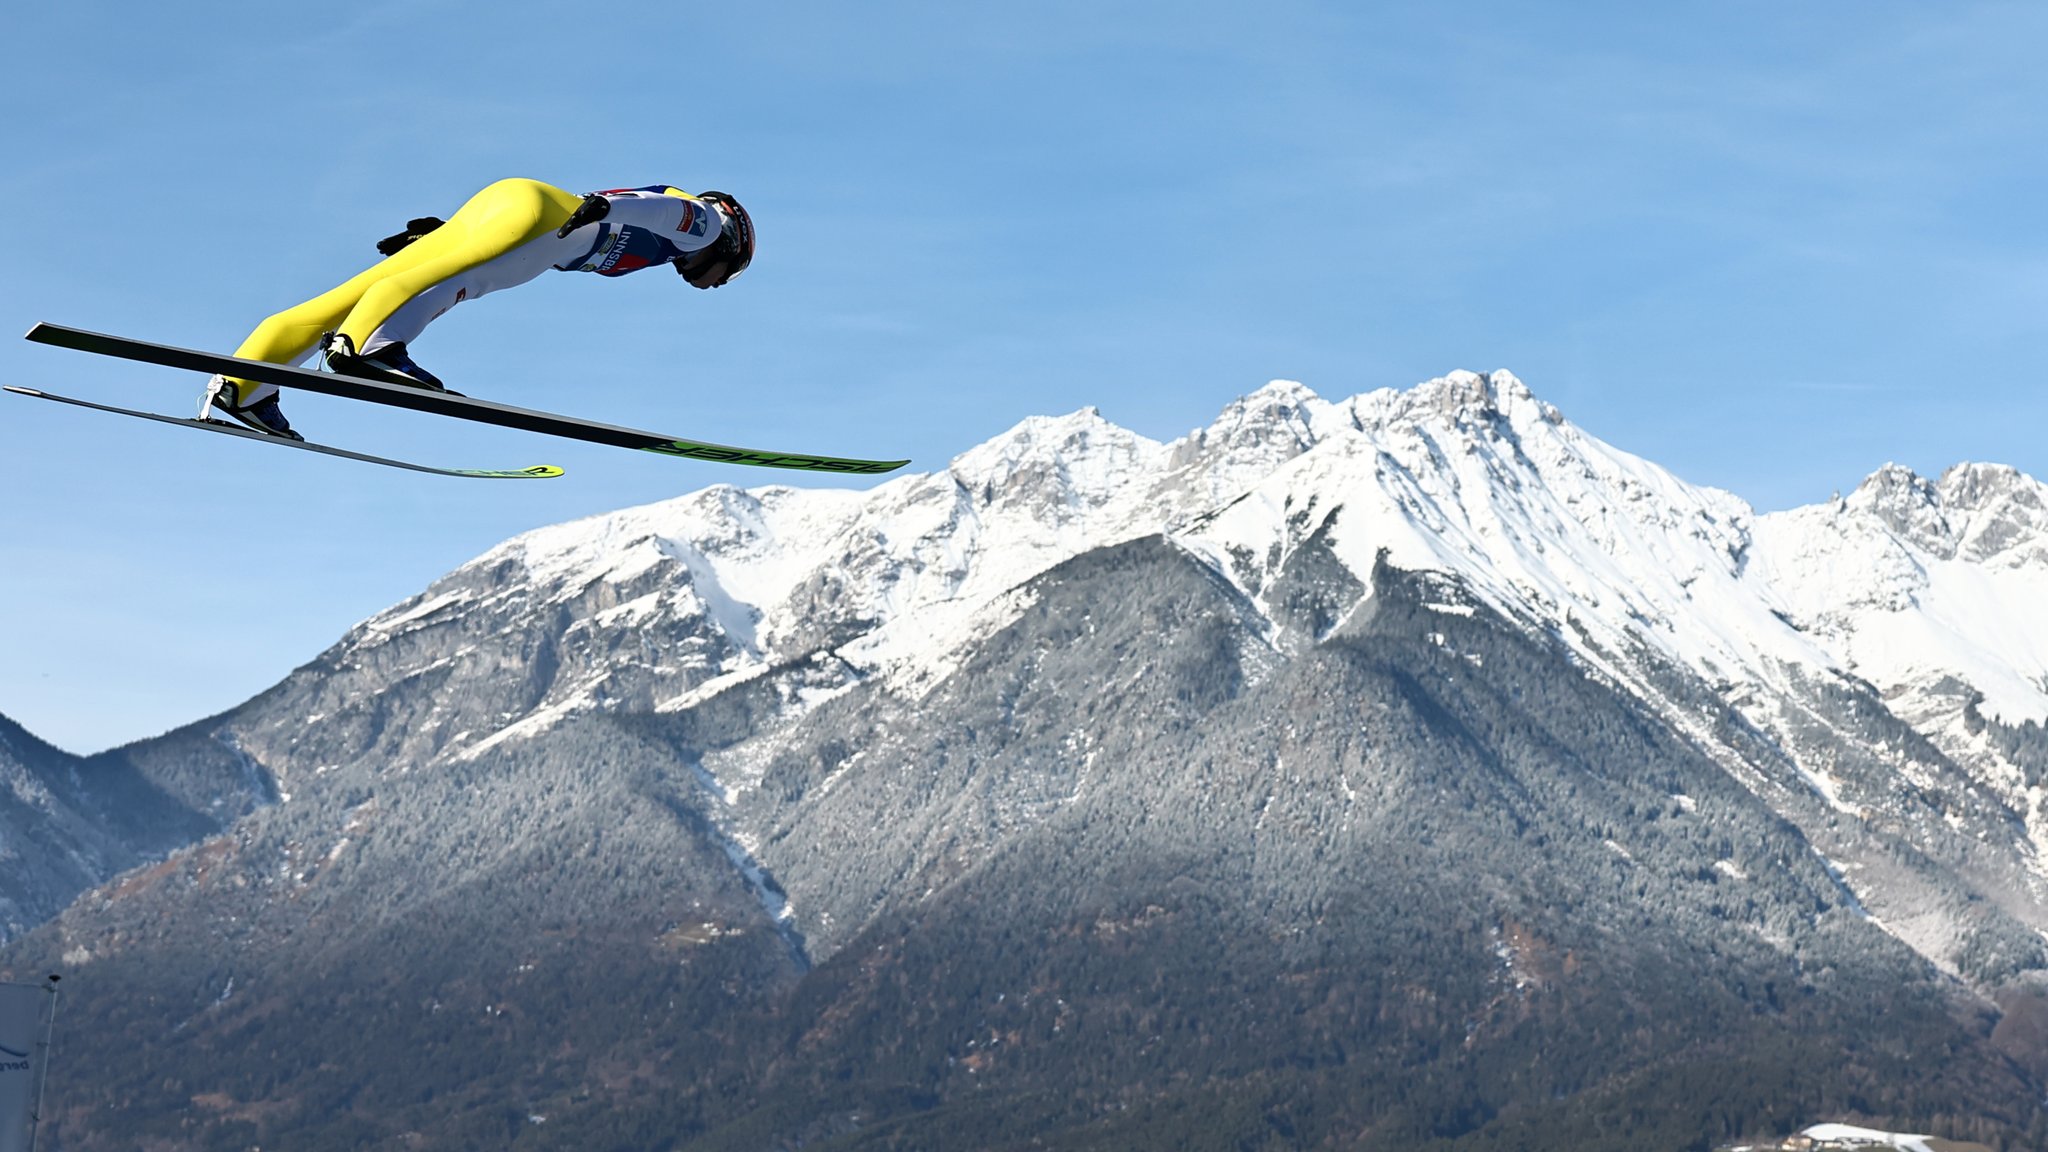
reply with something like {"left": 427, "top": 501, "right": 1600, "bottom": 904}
{"left": 203, "top": 376, "right": 304, "bottom": 441}
{"left": 322, "top": 333, "right": 462, "bottom": 395}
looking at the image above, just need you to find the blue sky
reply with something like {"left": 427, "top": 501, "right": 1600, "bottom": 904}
{"left": 3, "top": 1, "right": 2043, "bottom": 753}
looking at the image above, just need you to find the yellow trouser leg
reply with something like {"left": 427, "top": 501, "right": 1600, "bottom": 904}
{"left": 223, "top": 178, "right": 584, "bottom": 402}
{"left": 335, "top": 178, "right": 583, "bottom": 348}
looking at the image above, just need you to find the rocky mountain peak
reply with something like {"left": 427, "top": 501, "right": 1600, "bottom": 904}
{"left": 1844, "top": 462, "right": 1951, "bottom": 555}
{"left": 1160, "top": 378, "right": 1338, "bottom": 487}
{"left": 1409, "top": 367, "right": 1497, "bottom": 414}
{"left": 1353, "top": 368, "right": 1558, "bottom": 433}
{"left": 946, "top": 406, "right": 1157, "bottom": 507}
{"left": 1839, "top": 461, "right": 2048, "bottom": 567}
{"left": 1937, "top": 462, "right": 2048, "bottom": 566}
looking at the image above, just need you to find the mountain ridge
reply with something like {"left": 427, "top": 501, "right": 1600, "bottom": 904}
{"left": 5, "top": 365, "right": 2046, "bottom": 1149}
{"left": 226, "top": 364, "right": 2046, "bottom": 984}
{"left": 296, "top": 364, "right": 2039, "bottom": 967}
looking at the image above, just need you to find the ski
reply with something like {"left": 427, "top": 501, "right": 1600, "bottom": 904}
{"left": 24, "top": 323, "right": 911, "bottom": 476}
{"left": 4, "top": 386, "right": 565, "bottom": 480}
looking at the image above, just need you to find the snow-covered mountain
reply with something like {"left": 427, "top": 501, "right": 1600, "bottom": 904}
{"left": 1756, "top": 462, "right": 2048, "bottom": 753}
{"left": 365, "top": 374, "right": 2037, "bottom": 737}
{"left": 393, "top": 371, "right": 2048, "bottom": 757}
{"left": 286, "top": 367, "right": 2047, "bottom": 978}
{"left": 14, "top": 367, "right": 2047, "bottom": 1149}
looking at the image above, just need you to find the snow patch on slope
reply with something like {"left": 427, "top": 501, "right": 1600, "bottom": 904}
{"left": 1755, "top": 464, "right": 2048, "bottom": 726}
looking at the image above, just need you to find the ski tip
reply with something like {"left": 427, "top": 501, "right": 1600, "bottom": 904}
{"left": 2, "top": 385, "right": 45, "bottom": 398}
{"left": 640, "top": 441, "right": 913, "bottom": 474}
{"left": 456, "top": 465, "right": 566, "bottom": 479}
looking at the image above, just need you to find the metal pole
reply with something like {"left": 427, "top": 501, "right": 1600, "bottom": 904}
{"left": 27, "top": 980, "right": 56, "bottom": 1152}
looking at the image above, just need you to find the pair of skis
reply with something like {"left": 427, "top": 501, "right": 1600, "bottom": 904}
{"left": 8, "top": 324, "right": 910, "bottom": 480}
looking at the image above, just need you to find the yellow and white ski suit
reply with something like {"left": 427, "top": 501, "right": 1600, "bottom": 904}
{"left": 221, "top": 178, "right": 725, "bottom": 406}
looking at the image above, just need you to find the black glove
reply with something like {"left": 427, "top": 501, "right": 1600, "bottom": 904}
{"left": 375, "top": 216, "right": 446, "bottom": 256}
{"left": 556, "top": 193, "right": 611, "bottom": 238}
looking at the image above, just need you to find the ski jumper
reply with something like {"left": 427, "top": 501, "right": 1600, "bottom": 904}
{"left": 221, "top": 178, "right": 725, "bottom": 405}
